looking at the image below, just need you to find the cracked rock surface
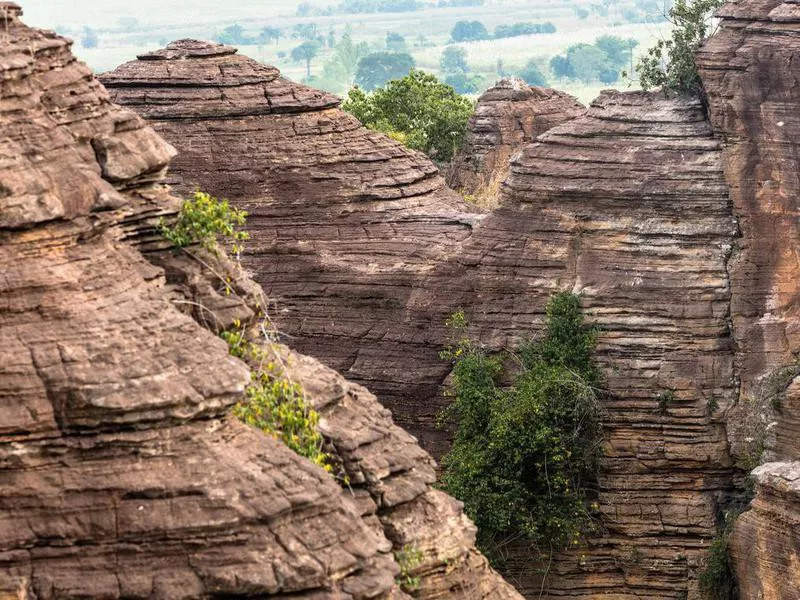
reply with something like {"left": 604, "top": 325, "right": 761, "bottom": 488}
{"left": 0, "top": 6, "right": 520, "bottom": 599}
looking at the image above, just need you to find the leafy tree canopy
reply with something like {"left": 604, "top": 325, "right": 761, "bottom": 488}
{"left": 354, "top": 51, "right": 416, "bottom": 91}
{"left": 451, "top": 20, "right": 489, "bottom": 42}
{"left": 518, "top": 59, "right": 547, "bottom": 86}
{"left": 440, "top": 45, "right": 469, "bottom": 74}
{"left": 343, "top": 69, "right": 474, "bottom": 162}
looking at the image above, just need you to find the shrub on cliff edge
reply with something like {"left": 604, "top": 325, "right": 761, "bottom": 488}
{"left": 439, "top": 293, "right": 603, "bottom": 565}
{"left": 635, "top": 0, "right": 724, "bottom": 93}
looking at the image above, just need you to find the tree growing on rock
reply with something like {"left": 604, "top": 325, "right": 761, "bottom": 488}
{"left": 636, "top": 0, "right": 724, "bottom": 93}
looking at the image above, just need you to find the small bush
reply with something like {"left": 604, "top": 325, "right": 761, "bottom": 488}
{"left": 160, "top": 191, "right": 249, "bottom": 258}
{"left": 439, "top": 292, "right": 603, "bottom": 564}
{"left": 222, "top": 323, "right": 331, "bottom": 471}
{"left": 635, "top": 0, "right": 724, "bottom": 93}
{"left": 394, "top": 544, "right": 425, "bottom": 592}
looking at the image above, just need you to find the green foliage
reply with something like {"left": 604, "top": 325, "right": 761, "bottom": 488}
{"left": 635, "top": 0, "right": 724, "bottom": 93}
{"left": 386, "top": 31, "right": 407, "bottom": 52}
{"left": 291, "top": 40, "right": 322, "bottom": 78}
{"left": 322, "top": 32, "right": 371, "bottom": 89}
{"left": 657, "top": 390, "right": 676, "bottom": 415}
{"left": 343, "top": 70, "right": 474, "bottom": 162}
{"left": 222, "top": 323, "right": 332, "bottom": 472}
{"left": 394, "top": 545, "right": 425, "bottom": 592}
{"left": 698, "top": 533, "right": 735, "bottom": 600}
{"left": 551, "top": 36, "right": 636, "bottom": 84}
{"left": 258, "top": 26, "right": 282, "bottom": 45}
{"left": 494, "top": 21, "right": 556, "bottom": 38}
{"left": 518, "top": 59, "right": 547, "bottom": 86}
{"left": 354, "top": 51, "right": 416, "bottom": 90}
{"left": 216, "top": 23, "right": 252, "bottom": 45}
{"left": 439, "top": 292, "right": 603, "bottom": 563}
{"left": 159, "top": 191, "right": 249, "bottom": 258}
{"left": 451, "top": 20, "right": 489, "bottom": 42}
{"left": 440, "top": 45, "right": 469, "bottom": 74}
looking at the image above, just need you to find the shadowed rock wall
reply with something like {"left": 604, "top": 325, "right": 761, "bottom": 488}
{"left": 698, "top": 1, "right": 800, "bottom": 596}
{"left": 0, "top": 6, "right": 521, "bottom": 599}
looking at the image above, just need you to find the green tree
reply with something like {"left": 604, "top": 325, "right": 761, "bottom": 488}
{"left": 291, "top": 41, "right": 322, "bottom": 78}
{"left": 440, "top": 45, "right": 469, "bottom": 74}
{"left": 595, "top": 35, "right": 638, "bottom": 70}
{"left": 518, "top": 59, "right": 547, "bottom": 86}
{"left": 451, "top": 20, "right": 489, "bottom": 41}
{"left": 354, "top": 51, "right": 416, "bottom": 90}
{"left": 636, "top": 0, "right": 723, "bottom": 93}
{"left": 444, "top": 72, "right": 481, "bottom": 94}
{"left": 439, "top": 293, "right": 603, "bottom": 563}
{"left": 323, "top": 32, "right": 371, "bottom": 87}
{"left": 550, "top": 54, "right": 572, "bottom": 78}
{"left": 258, "top": 26, "right": 282, "bottom": 45}
{"left": 386, "top": 31, "right": 407, "bottom": 52}
{"left": 292, "top": 22, "right": 320, "bottom": 40}
{"left": 343, "top": 70, "right": 474, "bottom": 161}
{"left": 216, "top": 24, "right": 250, "bottom": 45}
{"left": 568, "top": 44, "right": 612, "bottom": 83}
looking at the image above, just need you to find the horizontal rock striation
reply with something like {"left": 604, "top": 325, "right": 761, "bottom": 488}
{"left": 728, "top": 462, "right": 800, "bottom": 600}
{"left": 446, "top": 77, "right": 584, "bottom": 205}
{"left": 101, "top": 41, "right": 482, "bottom": 445}
{"left": 698, "top": 2, "right": 800, "bottom": 595}
{"left": 0, "top": 7, "right": 519, "bottom": 599}
{"left": 412, "top": 90, "right": 739, "bottom": 598}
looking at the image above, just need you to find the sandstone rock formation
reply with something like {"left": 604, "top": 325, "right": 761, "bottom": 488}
{"left": 728, "top": 462, "right": 800, "bottom": 600}
{"left": 0, "top": 6, "right": 520, "bottom": 599}
{"left": 698, "top": 1, "right": 800, "bottom": 595}
{"left": 446, "top": 78, "right": 584, "bottom": 205}
{"left": 101, "top": 6, "right": 800, "bottom": 599}
{"left": 100, "top": 42, "right": 482, "bottom": 448}
{"left": 416, "top": 90, "right": 738, "bottom": 598}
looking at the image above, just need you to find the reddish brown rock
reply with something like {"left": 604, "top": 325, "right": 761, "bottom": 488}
{"left": 446, "top": 77, "right": 584, "bottom": 205}
{"left": 0, "top": 7, "right": 519, "bottom": 600}
{"left": 101, "top": 41, "right": 482, "bottom": 446}
{"left": 728, "top": 462, "right": 800, "bottom": 600}
{"left": 410, "top": 90, "right": 737, "bottom": 598}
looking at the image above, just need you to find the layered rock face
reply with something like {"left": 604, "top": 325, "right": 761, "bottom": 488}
{"left": 446, "top": 78, "right": 584, "bottom": 204}
{"left": 414, "top": 90, "right": 737, "bottom": 598}
{"left": 698, "top": 2, "right": 800, "bottom": 595}
{"left": 100, "top": 44, "right": 481, "bottom": 445}
{"left": 0, "top": 7, "right": 520, "bottom": 599}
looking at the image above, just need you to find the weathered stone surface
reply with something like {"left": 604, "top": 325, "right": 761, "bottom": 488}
{"left": 728, "top": 462, "right": 800, "bottom": 600}
{"left": 100, "top": 12, "right": 800, "bottom": 600}
{"left": 101, "top": 42, "right": 482, "bottom": 446}
{"left": 697, "top": 0, "right": 800, "bottom": 463}
{"left": 446, "top": 77, "right": 584, "bottom": 205}
{"left": 0, "top": 8, "right": 518, "bottom": 599}
{"left": 411, "top": 90, "right": 737, "bottom": 598}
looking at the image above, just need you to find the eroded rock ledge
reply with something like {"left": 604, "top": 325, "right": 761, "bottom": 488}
{"left": 107, "top": 36, "right": 746, "bottom": 597}
{"left": 446, "top": 77, "right": 584, "bottom": 204}
{"left": 0, "top": 6, "right": 519, "bottom": 599}
{"left": 101, "top": 41, "right": 482, "bottom": 448}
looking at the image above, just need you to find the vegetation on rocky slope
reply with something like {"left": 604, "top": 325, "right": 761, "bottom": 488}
{"left": 439, "top": 293, "right": 603, "bottom": 565}
{"left": 635, "top": 0, "right": 724, "bottom": 93}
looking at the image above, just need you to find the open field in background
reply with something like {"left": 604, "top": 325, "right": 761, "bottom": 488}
{"left": 27, "top": 0, "right": 673, "bottom": 106}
